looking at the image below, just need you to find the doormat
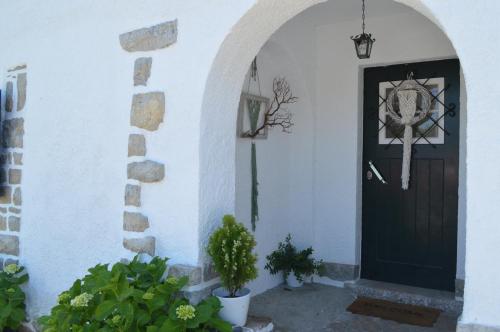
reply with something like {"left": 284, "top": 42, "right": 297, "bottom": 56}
{"left": 346, "top": 297, "right": 441, "bottom": 327}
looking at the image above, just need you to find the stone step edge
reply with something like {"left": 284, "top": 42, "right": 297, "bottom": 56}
{"left": 232, "top": 316, "right": 274, "bottom": 332}
{"left": 345, "top": 282, "right": 463, "bottom": 313}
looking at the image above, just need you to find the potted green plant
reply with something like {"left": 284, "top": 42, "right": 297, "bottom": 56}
{"left": 265, "top": 234, "right": 325, "bottom": 288}
{"left": 207, "top": 215, "right": 258, "bottom": 327}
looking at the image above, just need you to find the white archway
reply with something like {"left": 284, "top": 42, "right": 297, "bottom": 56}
{"left": 197, "top": 0, "right": 500, "bottom": 329}
{"left": 198, "top": 0, "right": 452, "bottom": 249}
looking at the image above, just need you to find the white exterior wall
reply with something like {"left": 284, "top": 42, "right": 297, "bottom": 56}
{"left": 235, "top": 36, "right": 316, "bottom": 294}
{"left": 0, "top": 0, "right": 241, "bottom": 317}
{"left": 0, "top": 0, "right": 499, "bottom": 329}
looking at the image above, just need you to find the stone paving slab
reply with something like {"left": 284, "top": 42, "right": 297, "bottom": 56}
{"left": 249, "top": 283, "right": 459, "bottom": 332}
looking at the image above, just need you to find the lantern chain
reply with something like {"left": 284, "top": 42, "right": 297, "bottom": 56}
{"left": 362, "top": 0, "right": 366, "bottom": 34}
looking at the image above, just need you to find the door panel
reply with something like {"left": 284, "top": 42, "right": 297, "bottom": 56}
{"left": 361, "top": 59, "right": 460, "bottom": 291}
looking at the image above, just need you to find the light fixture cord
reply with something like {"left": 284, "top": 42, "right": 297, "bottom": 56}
{"left": 362, "top": 0, "right": 366, "bottom": 34}
{"left": 247, "top": 57, "right": 262, "bottom": 96}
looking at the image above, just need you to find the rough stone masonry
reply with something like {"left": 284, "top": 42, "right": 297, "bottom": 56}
{"left": 0, "top": 65, "right": 26, "bottom": 262}
{"left": 120, "top": 21, "right": 175, "bottom": 257}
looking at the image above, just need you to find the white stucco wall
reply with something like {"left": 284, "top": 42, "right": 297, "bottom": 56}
{"left": 235, "top": 38, "right": 316, "bottom": 294}
{"left": 0, "top": 0, "right": 252, "bottom": 317}
{"left": 0, "top": 0, "right": 499, "bottom": 329}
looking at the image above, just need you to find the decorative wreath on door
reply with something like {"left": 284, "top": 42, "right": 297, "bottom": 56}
{"left": 386, "top": 77, "right": 432, "bottom": 190}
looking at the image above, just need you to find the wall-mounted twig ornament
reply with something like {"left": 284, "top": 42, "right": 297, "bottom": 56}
{"left": 243, "top": 77, "right": 297, "bottom": 139}
{"left": 238, "top": 57, "right": 299, "bottom": 231}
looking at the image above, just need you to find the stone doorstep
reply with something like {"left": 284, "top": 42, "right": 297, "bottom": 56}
{"left": 232, "top": 316, "right": 273, "bottom": 332}
{"left": 346, "top": 279, "right": 463, "bottom": 314}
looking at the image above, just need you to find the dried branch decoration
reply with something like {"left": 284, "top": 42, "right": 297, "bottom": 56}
{"left": 244, "top": 77, "right": 298, "bottom": 138}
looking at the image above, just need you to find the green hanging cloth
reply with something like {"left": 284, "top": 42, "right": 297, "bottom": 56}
{"left": 251, "top": 142, "right": 259, "bottom": 230}
{"left": 247, "top": 99, "right": 261, "bottom": 230}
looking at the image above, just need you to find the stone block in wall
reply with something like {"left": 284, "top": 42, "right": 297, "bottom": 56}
{"left": 183, "top": 283, "right": 221, "bottom": 305}
{"left": 123, "top": 236, "right": 155, "bottom": 256}
{"left": 127, "top": 160, "right": 165, "bottom": 183}
{"left": 128, "top": 134, "right": 146, "bottom": 157}
{"left": 0, "top": 215, "right": 6, "bottom": 231}
{"left": 168, "top": 264, "right": 202, "bottom": 286}
{"left": 17, "top": 73, "right": 27, "bottom": 111}
{"left": 0, "top": 187, "right": 12, "bottom": 204}
{"left": 9, "top": 207, "right": 21, "bottom": 214}
{"left": 203, "top": 262, "right": 219, "bottom": 281}
{"left": 134, "top": 58, "right": 152, "bottom": 86}
{"left": 0, "top": 235, "right": 19, "bottom": 256}
{"left": 8, "top": 216, "right": 20, "bottom": 232}
{"left": 8, "top": 65, "right": 26, "bottom": 72}
{"left": 0, "top": 169, "right": 6, "bottom": 184}
{"left": 130, "top": 92, "right": 165, "bottom": 131}
{"left": 124, "top": 184, "right": 141, "bottom": 207}
{"left": 13, "top": 187, "right": 21, "bottom": 206}
{"left": 0, "top": 153, "right": 12, "bottom": 165}
{"left": 3, "top": 118, "right": 24, "bottom": 148}
{"left": 323, "top": 262, "right": 359, "bottom": 281}
{"left": 8, "top": 169, "right": 22, "bottom": 185}
{"left": 13, "top": 153, "right": 22, "bottom": 165}
{"left": 123, "top": 211, "right": 149, "bottom": 232}
{"left": 5, "top": 82, "right": 13, "bottom": 112}
{"left": 119, "top": 20, "right": 177, "bottom": 52}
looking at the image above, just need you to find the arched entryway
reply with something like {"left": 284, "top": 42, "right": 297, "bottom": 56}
{"left": 197, "top": 0, "right": 498, "bottom": 330}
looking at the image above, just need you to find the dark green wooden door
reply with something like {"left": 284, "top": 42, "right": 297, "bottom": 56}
{"left": 361, "top": 59, "right": 460, "bottom": 291}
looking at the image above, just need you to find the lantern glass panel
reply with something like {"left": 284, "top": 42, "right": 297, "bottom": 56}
{"left": 358, "top": 39, "right": 368, "bottom": 57}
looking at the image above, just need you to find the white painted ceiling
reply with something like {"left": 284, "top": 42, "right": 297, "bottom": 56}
{"left": 296, "top": 0, "right": 413, "bottom": 26}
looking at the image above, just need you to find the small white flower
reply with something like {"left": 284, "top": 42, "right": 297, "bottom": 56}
{"left": 70, "top": 293, "right": 93, "bottom": 308}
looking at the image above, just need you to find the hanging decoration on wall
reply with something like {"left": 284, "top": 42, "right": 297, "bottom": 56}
{"left": 238, "top": 57, "right": 298, "bottom": 230}
{"left": 350, "top": 0, "right": 375, "bottom": 59}
{"left": 386, "top": 73, "right": 432, "bottom": 189}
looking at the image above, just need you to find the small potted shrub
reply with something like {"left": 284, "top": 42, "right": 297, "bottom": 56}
{"left": 208, "top": 215, "right": 258, "bottom": 327}
{"left": 265, "top": 234, "right": 325, "bottom": 288}
{"left": 0, "top": 263, "right": 29, "bottom": 332}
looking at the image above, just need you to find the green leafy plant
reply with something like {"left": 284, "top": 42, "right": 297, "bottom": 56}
{"left": 265, "top": 234, "right": 325, "bottom": 282}
{"left": 0, "top": 263, "right": 29, "bottom": 331}
{"left": 207, "top": 215, "right": 258, "bottom": 297}
{"left": 39, "top": 256, "right": 231, "bottom": 332}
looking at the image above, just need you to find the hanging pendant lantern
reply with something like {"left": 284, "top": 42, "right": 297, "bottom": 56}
{"left": 351, "top": 0, "right": 375, "bottom": 59}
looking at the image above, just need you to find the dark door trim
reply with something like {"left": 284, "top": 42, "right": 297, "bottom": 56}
{"left": 360, "top": 59, "right": 460, "bottom": 291}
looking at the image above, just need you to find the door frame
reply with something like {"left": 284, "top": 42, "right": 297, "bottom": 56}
{"left": 357, "top": 58, "right": 463, "bottom": 291}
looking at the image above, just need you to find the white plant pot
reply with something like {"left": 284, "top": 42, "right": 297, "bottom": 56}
{"left": 213, "top": 287, "right": 251, "bottom": 327}
{"left": 286, "top": 272, "right": 304, "bottom": 288}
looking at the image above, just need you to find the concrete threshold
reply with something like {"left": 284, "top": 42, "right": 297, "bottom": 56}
{"left": 345, "top": 279, "right": 463, "bottom": 314}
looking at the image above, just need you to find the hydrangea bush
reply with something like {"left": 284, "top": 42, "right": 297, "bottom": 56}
{"left": 0, "top": 263, "right": 29, "bottom": 330}
{"left": 207, "top": 215, "right": 258, "bottom": 297}
{"left": 39, "top": 256, "right": 231, "bottom": 332}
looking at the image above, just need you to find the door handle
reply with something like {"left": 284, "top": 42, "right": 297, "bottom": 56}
{"left": 368, "top": 160, "right": 387, "bottom": 184}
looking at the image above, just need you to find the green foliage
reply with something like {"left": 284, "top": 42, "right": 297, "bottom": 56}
{"left": 207, "top": 215, "right": 258, "bottom": 297}
{"left": 0, "top": 264, "right": 29, "bottom": 330}
{"left": 39, "top": 256, "right": 231, "bottom": 332}
{"left": 265, "top": 234, "right": 325, "bottom": 282}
